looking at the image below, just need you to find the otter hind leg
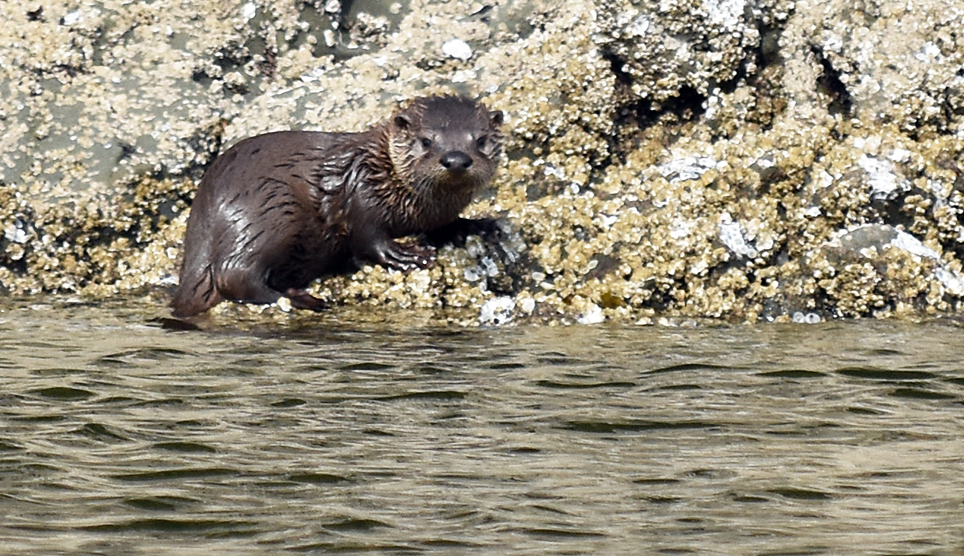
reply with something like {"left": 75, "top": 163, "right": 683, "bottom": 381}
{"left": 171, "top": 264, "right": 223, "bottom": 318}
{"left": 215, "top": 266, "right": 283, "bottom": 306}
{"left": 216, "top": 271, "right": 327, "bottom": 313}
{"left": 284, "top": 288, "right": 328, "bottom": 312}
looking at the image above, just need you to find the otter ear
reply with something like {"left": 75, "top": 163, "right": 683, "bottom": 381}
{"left": 394, "top": 113, "right": 413, "bottom": 132}
{"left": 489, "top": 110, "right": 504, "bottom": 128}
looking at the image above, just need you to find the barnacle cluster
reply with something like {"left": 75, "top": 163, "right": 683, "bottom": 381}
{"left": 2, "top": 0, "right": 963, "bottom": 324}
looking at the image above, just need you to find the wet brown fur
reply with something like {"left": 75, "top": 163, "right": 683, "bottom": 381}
{"left": 171, "top": 95, "right": 503, "bottom": 317}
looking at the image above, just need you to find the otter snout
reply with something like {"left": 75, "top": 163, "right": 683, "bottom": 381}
{"left": 440, "top": 151, "right": 473, "bottom": 173}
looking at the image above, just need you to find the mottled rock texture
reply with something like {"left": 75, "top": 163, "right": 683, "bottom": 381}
{"left": 1, "top": 0, "right": 963, "bottom": 324}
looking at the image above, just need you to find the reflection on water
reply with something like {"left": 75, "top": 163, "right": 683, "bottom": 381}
{"left": 1, "top": 298, "right": 963, "bottom": 554}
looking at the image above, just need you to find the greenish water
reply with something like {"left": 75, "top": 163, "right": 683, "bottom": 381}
{"left": 1, "top": 298, "right": 963, "bottom": 555}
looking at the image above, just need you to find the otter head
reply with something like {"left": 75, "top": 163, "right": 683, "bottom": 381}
{"left": 389, "top": 95, "right": 504, "bottom": 193}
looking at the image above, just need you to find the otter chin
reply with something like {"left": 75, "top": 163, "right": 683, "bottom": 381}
{"left": 170, "top": 95, "right": 504, "bottom": 318}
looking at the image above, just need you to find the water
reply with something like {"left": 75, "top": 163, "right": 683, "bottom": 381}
{"left": 1, "top": 298, "right": 963, "bottom": 555}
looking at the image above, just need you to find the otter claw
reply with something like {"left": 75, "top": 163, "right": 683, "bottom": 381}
{"left": 378, "top": 241, "right": 435, "bottom": 271}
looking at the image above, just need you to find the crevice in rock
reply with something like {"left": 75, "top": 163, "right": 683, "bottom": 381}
{"left": 601, "top": 46, "right": 708, "bottom": 130}
{"left": 811, "top": 46, "right": 853, "bottom": 117}
{"left": 601, "top": 48, "right": 634, "bottom": 88}
{"left": 623, "top": 86, "right": 708, "bottom": 130}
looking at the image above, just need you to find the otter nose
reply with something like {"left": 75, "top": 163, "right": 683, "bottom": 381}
{"left": 440, "top": 151, "right": 473, "bottom": 173}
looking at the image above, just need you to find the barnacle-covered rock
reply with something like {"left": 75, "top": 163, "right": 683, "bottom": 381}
{"left": 2, "top": 0, "right": 964, "bottom": 325}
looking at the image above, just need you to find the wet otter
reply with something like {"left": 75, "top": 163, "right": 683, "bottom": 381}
{"left": 171, "top": 95, "right": 504, "bottom": 317}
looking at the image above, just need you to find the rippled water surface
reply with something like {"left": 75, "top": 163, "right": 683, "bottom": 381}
{"left": 2, "top": 298, "right": 963, "bottom": 555}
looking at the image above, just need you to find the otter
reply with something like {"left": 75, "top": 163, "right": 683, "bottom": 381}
{"left": 171, "top": 95, "right": 504, "bottom": 318}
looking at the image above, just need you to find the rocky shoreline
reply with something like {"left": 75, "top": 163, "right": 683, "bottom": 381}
{"left": 2, "top": 0, "right": 963, "bottom": 324}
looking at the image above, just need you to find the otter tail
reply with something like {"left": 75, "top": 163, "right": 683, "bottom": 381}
{"left": 171, "top": 261, "right": 222, "bottom": 318}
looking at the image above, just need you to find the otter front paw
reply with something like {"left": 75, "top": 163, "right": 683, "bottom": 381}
{"left": 366, "top": 239, "right": 436, "bottom": 271}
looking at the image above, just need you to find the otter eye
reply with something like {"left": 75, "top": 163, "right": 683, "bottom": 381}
{"left": 419, "top": 137, "right": 432, "bottom": 149}
{"left": 476, "top": 136, "right": 488, "bottom": 150}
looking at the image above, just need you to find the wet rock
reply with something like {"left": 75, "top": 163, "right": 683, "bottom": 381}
{"left": 816, "top": 224, "right": 964, "bottom": 317}
{"left": 823, "top": 224, "right": 939, "bottom": 264}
